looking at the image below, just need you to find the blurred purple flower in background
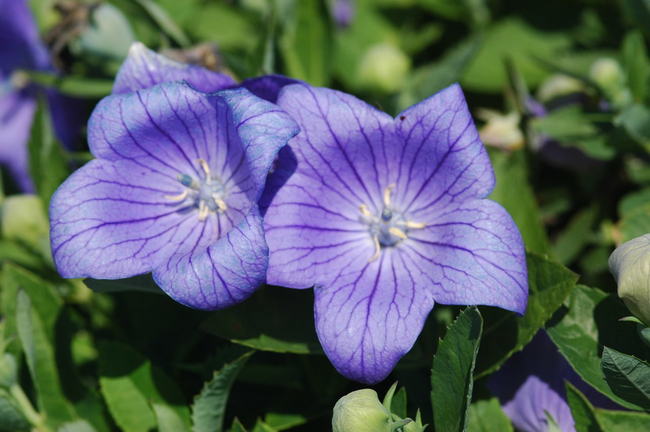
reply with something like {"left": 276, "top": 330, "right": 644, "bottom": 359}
{"left": 263, "top": 83, "right": 529, "bottom": 383}
{"left": 0, "top": 0, "right": 87, "bottom": 192}
{"left": 489, "top": 331, "right": 620, "bottom": 432}
{"left": 330, "top": 0, "right": 355, "bottom": 28}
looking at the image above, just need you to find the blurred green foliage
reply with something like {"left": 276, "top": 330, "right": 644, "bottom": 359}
{"left": 3, "top": 0, "right": 650, "bottom": 430}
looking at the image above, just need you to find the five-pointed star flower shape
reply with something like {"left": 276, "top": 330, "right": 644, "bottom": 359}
{"left": 50, "top": 81, "right": 299, "bottom": 310}
{"left": 263, "top": 83, "right": 529, "bottom": 383}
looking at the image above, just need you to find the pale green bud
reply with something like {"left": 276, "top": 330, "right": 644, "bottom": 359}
{"left": 609, "top": 234, "right": 650, "bottom": 326}
{"left": 476, "top": 109, "right": 524, "bottom": 151}
{"left": 1, "top": 195, "right": 49, "bottom": 255}
{"left": 73, "top": 3, "right": 135, "bottom": 60}
{"left": 590, "top": 58, "right": 624, "bottom": 89}
{"left": 357, "top": 43, "right": 411, "bottom": 94}
{"left": 589, "top": 58, "right": 631, "bottom": 108}
{"left": 332, "top": 389, "right": 392, "bottom": 432}
{"left": 536, "top": 74, "right": 585, "bottom": 103}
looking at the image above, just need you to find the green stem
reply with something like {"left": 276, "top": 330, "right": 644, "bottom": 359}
{"left": 9, "top": 384, "right": 48, "bottom": 432}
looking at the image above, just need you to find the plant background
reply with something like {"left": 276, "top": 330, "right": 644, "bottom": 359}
{"left": 2, "top": 0, "right": 650, "bottom": 431}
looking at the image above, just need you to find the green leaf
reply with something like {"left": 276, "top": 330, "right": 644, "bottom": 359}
{"left": 476, "top": 252, "right": 577, "bottom": 377}
{"left": 0, "top": 240, "right": 46, "bottom": 270}
{"left": 623, "top": 0, "right": 650, "bottom": 38}
{"left": 415, "top": 0, "right": 466, "bottom": 20}
{"left": 186, "top": 4, "right": 259, "bottom": 53}
{"left": 57, "top": 420, "right": 98, "bottom": 432}
{"left": 546, "top": 285, "right": 648, "bottom": 410}
{"left": 617, "top": 104, "right": 650, "bottom": 153}
{"left": 201, "top": 285, "right": 322, "bottom": 355}
{"left": 98, "top": 341, "right": 190, "bottom": 432}
{"left": 431, "top": 306, "right": 483, "bottom": 432}
{"left": 0, "top": 353, "right": 17, "bottom": 389}
{"left": 619, "top": 188, "right": 650, "bottom": 215}
{"left": 595, "top": 409, "right": 650, "bottom": 431}
{"left": 26, "top": 72, "right": 114, "bottom": 98}
{"left": 230, "top": 418, "right": 248, "bottom": 432}
{"left": 601, "top": 347, "right": 650, "bottom": 410}
{"left": 467, "top": 398, "right": 513, "bottom": 432}
{"left": 191, "top": 348, "right": 254, "bottom": 432}
{"left": 84, "top": 274, "right": 165, "bottom": 294}
{"left": 251, "top": 419, "right": 278, "bottom": 432}
{"left": 462, "top": 18, "right": 571, "bottom": 92}
{"left": 279, "top": 0, "right": 330, "bottom": 86}
{"left": 152, "top": 403, "right": 190, "bottom": 432}
{"left": 530, "top": 107, "right": 615, "bottom": 160}
{"left": 488, "top": 150, "right": 553, "bottom": 256}
{"left": 27, "top": 96, "right": 71, "bottom": 206}
{"left": 391, "top": 388, "right": 408, "bottom": 420}
{"left": 618, "top": 202, "right": 650, "bottom": 244}
{"left": 1, "top": 265, "right": 111, "bottom": 432}
{"left": 398, "top": 35, "right": 483, "bottom": 111}
{"left": 264, "top": 413, "right": 309, "bottom": 431}
{"left": 333, "top": 1, "right": 399, "bottom": 91}
{"left": 0, "top": 391, "right": 30, "bottom": 432}
{"left": 16, "top": 289, "right": 77, "bottom": 426}
{"left": 553, "top": 204, "right": 599, "bottom": 265}
{"left": 565, "top": 382, "right": 603, "bottom": 432}
{"left": 381, "top": 382, "right": 408, "bottom": 420}
{"left": 133, "top": 0, "right": 190, "bottom": 48}
{"left": 622, "top": 31, "right": 649, "bottom": 103}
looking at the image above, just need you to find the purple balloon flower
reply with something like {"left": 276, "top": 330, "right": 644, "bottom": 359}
{"left": 50, "top": 81, "right": 299, "bottom": 310}
{"left": 0, "top": 0, "right": 90, "bottom": 192}
{"left": 489, "top": 331, "right": 621, "bottom": 432}
{"left": 263, "top": 83, "right": 528, "bottom": 383}
{"left": 0, "top": 0, "right": 50, "bottom": 192}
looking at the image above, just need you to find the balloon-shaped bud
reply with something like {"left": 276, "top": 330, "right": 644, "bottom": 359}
{"left": 332, "top": 389, "right": 392, "bottom": 432}
{"left": 609, "top": 234, "right": 650, "bottom": 326}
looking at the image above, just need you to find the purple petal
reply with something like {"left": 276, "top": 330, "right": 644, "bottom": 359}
{"left": 217, "top": 87, "right": 300, "bottom": 201}
{"left": 90, "top": 83, "right": 297, "bottom": 203}
{"left": 88, "top": 82, "right": 221, "bottom": 176}
{"left": 394, "top": 83, "right": 495, "bottom": 215}
{"left": 112, "top": 42, "right": 236, "bottom": 95}
{"left": 0, "top": 0, "right": 50, "bottom": 73}
{"left": 314, "top": 249, "right": 434, "bottom": 384}
{"left": 266, "top": 85, "right": 400, "bottom": 287}
{"left": 405, "top": 199, "right": 527, "bottom": 314}
{"left": 152, "top": 206, "right": 268, "bottom": 310}
{"left": 0, "top": 89, "right": 36, "bottom": 192}
{"left": 50, "top": 158, "right": 204, "bottom": 279}
{"left": 240, "top": 75, "right": 302, "bottom": 104}
{"left": 502, "top": 376, "right": 575, "bottom": 432}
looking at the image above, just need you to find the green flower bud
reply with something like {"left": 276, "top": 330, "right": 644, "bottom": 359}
{"left": 357, "top": 43, "right": 411, "bottom": 94}
{"left": 476, "top": 109, "right": 524, "bottom": 151}
{"left": 590, "top": 58, "right": 624, "bottom": 89}
{"left": 1, "top": 195, "right": 50, "bottom": 255}
{"left": 609, "top": 234, "right": 650, "bottom": 326}
{"left": 332, "top": 389, "right": 392, "bottom": 432}
{"left": 589, "top": 58, "right": 631, "bottom": 108}
{"left": 536, "top": 74, "right": 585, "bottom": 103}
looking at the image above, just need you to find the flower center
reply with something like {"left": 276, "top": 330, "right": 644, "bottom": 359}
{"left": 359, "top": 184, "right": 425, "bottom": 262}
{"left": 165, "top": 159, "right": 227, "bottom": 222}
